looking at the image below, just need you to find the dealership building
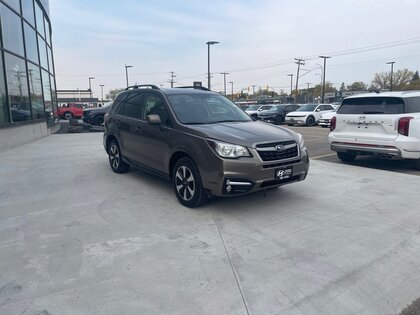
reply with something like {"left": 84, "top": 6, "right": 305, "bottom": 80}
{"left": 0, "top": 0, "right": 59, "bottom": 150}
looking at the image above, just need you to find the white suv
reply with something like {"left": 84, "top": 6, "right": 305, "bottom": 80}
{"left": 328, "top": 92, "right": 420, "bottom": 169}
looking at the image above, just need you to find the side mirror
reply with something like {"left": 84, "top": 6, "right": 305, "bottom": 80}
{"left": 146, "top": 114, "right": 161, "bottom": 125}
{"left": 316, "top": 108, "right": 321, "bottom": 112}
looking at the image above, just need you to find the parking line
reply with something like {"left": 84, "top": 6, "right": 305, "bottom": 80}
{"left": 311, "top": 153, "right": 337, "bottom": 159}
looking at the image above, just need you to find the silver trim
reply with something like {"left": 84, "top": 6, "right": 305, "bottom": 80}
{"left": 331, "top": 143, "right": 401, "bottom": 156}
{"left": 226, "top": 180, "right": 252, "bottom": 186}
{"left": 257, "top": 143, "right": 297, "bottom": 152}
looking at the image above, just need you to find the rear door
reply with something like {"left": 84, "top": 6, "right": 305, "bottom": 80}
{"left": 334, "top": 96, "right": 405, "bottom": 141}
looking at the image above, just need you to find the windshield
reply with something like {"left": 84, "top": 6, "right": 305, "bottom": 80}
{"left": 167, "top": 94, "right": 252, "bottom": 124}
{"left": 245, "top": 105, "right": 260, "bottom": 111}
{"left": 297, "top": 104, "right": 317, "bottom": 112}
{"left": 267, "top": 106, "right": 283, "bottom": 112}
{"left": 338, "top": 97, "right": 405, "bottom": 114}
{"left": 102, "top": 101, "right": 113, "bottom": 108}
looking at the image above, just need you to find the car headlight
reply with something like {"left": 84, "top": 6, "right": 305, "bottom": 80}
{"left": 88, "top": 111, "right": 94, "bottom": 116}
{"left": 297, "top": 134, "right": 305, "bottom": 149}
{"left": 209, "top": 140, "right": 250, "bottom": 158}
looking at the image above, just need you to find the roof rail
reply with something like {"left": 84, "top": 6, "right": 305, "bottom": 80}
{"left": 175, "top": 86, "right": 211, "bottom": 91}
{"left": 125, "top": 84, "right": 160, "bottom": 91}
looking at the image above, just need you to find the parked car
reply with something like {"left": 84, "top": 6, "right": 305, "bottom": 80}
{"left": 285, "top": 103, "right": 335, "bottom": 126}
{"left": 83, "top": 101, "right": 113, "bottom": 125}
{"left": 258, "top": 104, "right": 301, "bottom": 125}
{"left": 245, "top": 104, "right": 274, "bottom": 120}
{"left": 318, "top": 106, "right": 339, "bottom": 128}
{"left": 104, "top": 85, "right": 309, "bottom": 208}
{"left": 58, "top": 103, "right": 84, "bottom": 120}
{"left": 329, "top": 92, "right": 420, "bottom": 169}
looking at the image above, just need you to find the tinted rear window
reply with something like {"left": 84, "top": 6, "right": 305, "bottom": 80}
{"left": 338, "top": 97, "right": 405, "bottom": 114}
{"left": 405, "top": 97, "right": 420, "bottom": 113}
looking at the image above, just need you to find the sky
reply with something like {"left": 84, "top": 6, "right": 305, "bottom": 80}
{"left": 50, "top": 0, "right": 420, "bottom": 99}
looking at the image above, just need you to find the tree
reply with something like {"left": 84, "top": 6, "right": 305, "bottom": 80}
{"left": 412, "top": 70, "right": 420, "bottom": 82}
{"left": 371, "top": 69, "right": 414, "bottom": 90}
{"left": 106, "top": 88, "right": 124, "bottom": 100}
{"left": 340, "top": 82, "right": 346, "bottom": 92}
{"left": 347, "top": 81, "right": 368, "bottom": 91}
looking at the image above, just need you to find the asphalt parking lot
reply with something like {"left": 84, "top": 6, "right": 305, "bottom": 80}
{"left": 1, "top": 132, "right": 420, "bottom": 315}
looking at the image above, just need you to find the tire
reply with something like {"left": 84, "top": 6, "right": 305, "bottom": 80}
{"left": 275, "top": 115, "right": 284, "bottom": 125}
{"left": 173, "top": 157, "right": 207, "bottom": 208}
{"left": 287, "top": 124, "right": 294, "bottom": 126}
{"left": 337, "top": 152, "right": 357, "bottom": 162}
{"left": 413, "top": 159, "right": 420, "bottom": 171}
{"left": 321, "top": 125, "right": 329, "bottom": 128}
{"left": 108, "top": 140, "right": 129, "bottom": 173}
{"left": 306, "top": 116, "right": 315, "bottom": 127}
{"left": 94, "top": 115, "right": 104, "bottom": 125}
{"left": 64, "top": 112, "right": 73, "bottom": 120}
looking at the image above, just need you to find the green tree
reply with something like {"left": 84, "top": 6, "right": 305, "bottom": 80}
{"left": 371, "top": 69, "right": 414, "bottom": 90}
{"left": 105, "top": 88, "right": 124, "bottom": 100}
{"left": 347, "top": 81, "right": 368, "bottom": 91}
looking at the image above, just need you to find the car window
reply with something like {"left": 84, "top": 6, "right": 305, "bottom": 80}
{"left": 167, "top": 93, "right": 251, "bottom": 124}
{"left": 143, "top": 93, "right": 170, "bottom": 125}
{"left": 122, "top": 92, "right": 144, "bottom": 119}
{"left": 405, "top": 97, "right": 420, "bottom": 113}
{"left": 297, "top": 104, "right": 317, "bottom": 112}
{"left": 338, "top": 97, "right": 405, "bottom": 114}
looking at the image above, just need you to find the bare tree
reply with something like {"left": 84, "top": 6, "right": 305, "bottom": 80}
{"left": 371, "top": 69, "right": 414, "bottom": 90}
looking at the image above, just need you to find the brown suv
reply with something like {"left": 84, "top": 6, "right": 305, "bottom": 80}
{"left": 103, "top": 85, "right": 309, "bottom": 207}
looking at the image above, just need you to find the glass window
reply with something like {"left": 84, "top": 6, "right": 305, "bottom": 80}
{"left": 0, "top": 53, "right": 9, "bottom": 124}
{"left": 0, "top": 4, "right": 25, "bottom": 57}
{"left": 27, "top": 62, "right": 44, "bottom": 119}
{"left": 4, "top": 53, "right": 31, "bottom": 122}
{"left": 34, "top": 1, "right": 44, "bottom": 37}
{"left": 47, "top": 47, "right": 54, "bottom": 74}
{"left": 21, "top": 0, "right": 35, "bottom": 26}
{"left": 113, "top": 93, "right": 127, "bottom": 114}
{"left": 2, "top": 0, "right": 20, "bottom": 13}
{"left": 339, "top": 97, "right": 405, "bottom": 115}
{"left": 24, "top": 22, "right": 39, "bottom": 64}
{"left": 123, "top": 92, "right": 143, "bottom": 119}
{"left": 50, "top": 74, "right": 58, "bottom": 122}
{"left": 44, "top": 17, "right": 51, "bottom": 46}
{"left": 38, "top": 35, "right": 48, "bottom": 70}
{"left": 41, "top": 69, "right": 52, "bottom": 123}
{"left": 143, "top": 93, "right": 169, "bottom": 125}
{"left": 406, "top": 97, "right": 420, "bottom": 113}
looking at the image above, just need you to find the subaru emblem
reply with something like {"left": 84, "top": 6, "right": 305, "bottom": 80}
{"left": 275, "top": 145, "right": 285, "bottom": 152}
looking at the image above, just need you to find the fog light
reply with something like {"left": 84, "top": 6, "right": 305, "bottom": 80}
{"left": 226, "top": 185, "right": 232, "bottom": 193}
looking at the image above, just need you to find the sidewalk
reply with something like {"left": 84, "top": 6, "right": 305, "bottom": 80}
{"left": 1, "top": 133, "right": 419, "bottom": 315}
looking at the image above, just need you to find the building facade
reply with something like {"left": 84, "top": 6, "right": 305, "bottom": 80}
{"left": 0, "top": 0, "right": 58, "bottom": 150}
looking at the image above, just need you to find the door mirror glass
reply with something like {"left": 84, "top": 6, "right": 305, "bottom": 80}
{"left": 147, "top": 114, "right": 161, "bottom": 125}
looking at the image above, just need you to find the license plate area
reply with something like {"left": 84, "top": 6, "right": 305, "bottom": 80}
{"left": 275, "top": 167, "right": 293, "bottom": 180}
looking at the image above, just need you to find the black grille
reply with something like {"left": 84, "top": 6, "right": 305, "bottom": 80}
{"left": 256, "top": 140, "right": 298, "bottom": 161}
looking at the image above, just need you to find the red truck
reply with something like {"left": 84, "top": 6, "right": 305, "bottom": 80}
{"left": 58, "top": 103, "right": 84, "bottom": 119}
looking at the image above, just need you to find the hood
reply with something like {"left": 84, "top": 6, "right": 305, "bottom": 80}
{"left": 287, "top": 111, "right": 311, "bottom": 116}
{"left": 186, "top": 121, "right": 298, "bottom": 147}
{"left": 320, "top": 111, "right": 336, "bottom": 119}
{"left": 84, "top": 106, "right": 109, "bottom": 113}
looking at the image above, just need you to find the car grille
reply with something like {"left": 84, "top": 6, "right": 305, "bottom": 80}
{"left": 256, "top": 140, "right": 298, "bottom": 161}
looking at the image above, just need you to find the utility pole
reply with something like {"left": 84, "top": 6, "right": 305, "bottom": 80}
{"left": 319, "top": 56, "right": 331, "bottom": 103}
{"left": 229, "top": 81, "right": 234, "bottom": 100}
{"left": 88, "top": 77, "right": 95, "bottom": 105}
{"left": 287, "top": 74, "right": 293, "bottom": 96}
{"left": 125, "top": 64, "right": 133, "bottom": 88}
{"left": 294, "top": 58, "right": 305, "bottom": 103}
{"left": 386, "top": 61, "right": 395, "bottom": 91}
{"left": 220, "top": 72, "right": 229, "bottom": 95}
{"left": 206, "top": 41, "right": 219, "bottom": 90}
{"left": 170, "top": 71, "right": 176, "bottom": 88}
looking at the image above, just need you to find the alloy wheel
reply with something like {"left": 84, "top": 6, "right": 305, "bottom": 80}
{"left": 109, "top": 144, "right": 120, "bottom": 169}
{"left": 175, "top": 166, "right": 195, "bottom": 201}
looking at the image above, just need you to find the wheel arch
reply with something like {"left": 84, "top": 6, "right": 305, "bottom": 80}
{"left": 169, "top": 151, "right": 194, "bottom": 180}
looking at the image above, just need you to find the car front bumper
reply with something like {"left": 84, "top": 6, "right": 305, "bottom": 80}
{"left": 201, "top": 147, "right": 310, "bottom": 197}
{"left": 285, "top": 117, "right": 306, "bottom": 125}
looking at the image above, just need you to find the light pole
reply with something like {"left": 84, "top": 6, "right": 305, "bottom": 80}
{"left": 229, "top": 81, "right": 234, "bottom": 99}
{"left": 287, "top": 74, "right": 293, "bottom": 96}
{"left": 99, "top": 84, "right": 104, "bottom": 102}
{"left": 319, "top": 56, "right": 331, "bottom": 103}
{"left": 220, "top": 72, "right": 229, "bottom": 95}
{"left": 386, "top": 61, "right": 395, "bottom": 91}
{"left": 315, "top": 74, "right": 322, "bottom": 101}
{"left": 125, "top": 64, "right": 133, "bottom": 88}
{"left": 88, "top": 77, "right": 94, "bottom": 104}
{"left": 306, "top": 83, "right": 311, "bottom": 103}
{"left": 206, "top": 41, "right": 219, "bottom": 90}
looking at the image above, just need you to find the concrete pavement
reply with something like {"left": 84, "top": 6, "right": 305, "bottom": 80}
{"left": 1, "top": 133, "right": 420, "bottom": 315}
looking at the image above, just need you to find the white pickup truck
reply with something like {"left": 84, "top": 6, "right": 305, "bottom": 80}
{"left": 328, "top": 92, "right": 420, "bottom": 170}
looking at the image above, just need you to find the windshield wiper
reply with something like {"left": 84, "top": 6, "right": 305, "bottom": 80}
{"left": 209, "top": 119, "right": 248, "bottom": 124}
{"left": 183, "top": 122, "right": 210, "bottom": 125}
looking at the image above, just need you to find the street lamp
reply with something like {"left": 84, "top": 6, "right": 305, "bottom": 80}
{"left": 88, "top": 77, "right": 95, "bottom": 104}
{"left": 99, "top": 84, "right": 104, "bottom": 102}
{"left": 319, "top": 56, "right": 331, "bottom": 103}
{"left": 206, "top": 41, "right": 219, "bottom": 90}
{"left": 287, "top": 74, "right": 293, "bottom": 96}
{"left": 386, "top": 61, "right": 395, "bottom": 91}
{"left": 125, "top": 64, "right": 133, "bottom": 88}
